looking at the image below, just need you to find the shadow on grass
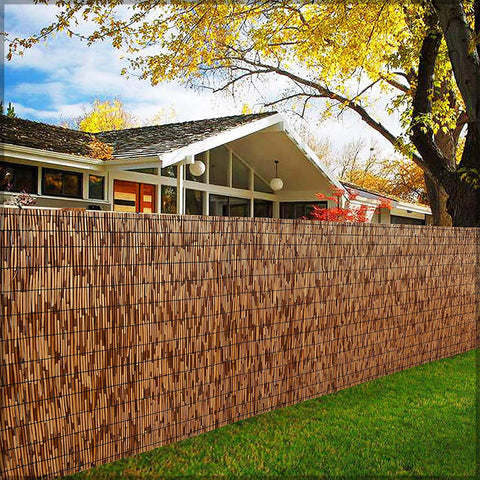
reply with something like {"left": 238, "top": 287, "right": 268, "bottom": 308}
{"left": 65, "top": 350, "right": 477, "bottom": 479}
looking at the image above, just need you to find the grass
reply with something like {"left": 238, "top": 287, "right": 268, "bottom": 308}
{"left": 66, "top": 350, "right": 477, "bottom": 478}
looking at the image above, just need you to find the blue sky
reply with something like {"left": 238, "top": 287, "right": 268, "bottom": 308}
{"left": 3, "top": 3, "right": 400, "bottom": 159}
{"left": 3, "top": 4, "right": 244, "bottom": 125}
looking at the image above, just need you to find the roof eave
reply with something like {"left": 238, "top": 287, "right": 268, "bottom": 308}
{"left": 395, "top": 201, "right": 432, "bottom": 215}
{"left": 1, "top": 143, "right": 106, "bottom": 170}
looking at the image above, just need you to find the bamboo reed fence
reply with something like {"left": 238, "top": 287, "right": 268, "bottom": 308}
{"left": 0, "top": 208, "right": 478, "bottom": 478}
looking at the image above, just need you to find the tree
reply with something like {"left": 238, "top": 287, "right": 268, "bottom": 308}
{"left": 412, "top": 1, "right": 480, "bottom": 226}
{"left": 77, "top": 99, "right": 137, "bottom": 132}
{"left": 6, "top": 1, "right": 480, "bottom": 225}
{"left": 1, "top": 101, "right": 16, "bottom": 118}
{"left": 147, "top": 105, "right": 178, "bottom": 125}
{"left": 319, "top": 139, "right": 428, "bottom": 204}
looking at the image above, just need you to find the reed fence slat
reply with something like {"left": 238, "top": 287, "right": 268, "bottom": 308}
{"left": 0, "top": 208, "right": 478, "bottom": 478}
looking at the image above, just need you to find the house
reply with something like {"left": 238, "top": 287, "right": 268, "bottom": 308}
{"left": 0, "top": 112, "right": 431, "bottom": 224}
{"left": 341, "top": 182, "right": 432, "bottom": 226}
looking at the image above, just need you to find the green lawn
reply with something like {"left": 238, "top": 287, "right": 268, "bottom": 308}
{"left": 66, "top": 350, "right": 477, "bottom": 478}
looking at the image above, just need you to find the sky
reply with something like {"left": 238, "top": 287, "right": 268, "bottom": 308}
{"left": 2, "top": 3, "right": 402, "bottom": 161}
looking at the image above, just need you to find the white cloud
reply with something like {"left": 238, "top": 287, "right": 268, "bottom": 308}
{"left": 14, "top": 102, "right": 89, "bottom": 122}
{"left": 4, "top": 3, "right": 243, "bottom": 125}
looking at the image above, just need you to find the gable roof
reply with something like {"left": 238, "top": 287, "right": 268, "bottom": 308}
{"left": 0, "top": 112, "right": 278, "bottom": 161}
{"left": 0, "top": 115, "right": 96, "bottom": 157}
{"left": 96, "top": 112, "right": 277, "bottom": 159}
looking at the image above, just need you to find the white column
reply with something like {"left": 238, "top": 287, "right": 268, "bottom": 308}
{"left": 82, "top": 173, "right": 89, "bottom": 200}
{"left": 37, "top": 167, "right": 43, "bottom": 195}
{"left": 177, "top": 164, "right": 184, "bottom": 214}
{"left": 204, "top": 151, "right": 210, "bottom": 215}
{"left": 228, "top": 149, "right": 233, "bottom": 187}
{"left": 205, "top": 150, "right": 210, "bottom": 184}
{"left": 273, "top": 201, "right": 280, "bottom": 219}
{"left": 203, "top": 192, "right": 209, "bottom": 215}
{"left": 249, "top": 168, "right": 254, "bottom": 217}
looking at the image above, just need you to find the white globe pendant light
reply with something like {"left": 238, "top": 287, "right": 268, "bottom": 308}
{"left": 270, "top": 160, "right": 284, "bottom": 191}
{"left": 189, "top": 159, "right": 206, "bottom": 176}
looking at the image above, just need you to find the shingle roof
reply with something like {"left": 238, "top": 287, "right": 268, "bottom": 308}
{"left": 0, "top": 115, "right": 96, "bottom": 157}
{"left": 96, "top": 112, "right": 277, "bottom": 158}
{"left": 0, "top": 112, "right": 278, "bottom": 160}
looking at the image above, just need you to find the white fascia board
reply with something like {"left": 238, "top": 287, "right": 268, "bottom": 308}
{"left": 2, "top": 143, "right": 105, "bottom": 171}
{"left": 349, "top": 196, "right": 380, "bottom": 208}
{"left": 281, "top": 126, "right": 347, "bottom": 199}
{"left": 106, "top": 155, "right": 161, "bottom": 170}
{"left": 395, "top": 201, "right": 432, "bottom": 215}
{"left": 159, "top": 114, "right": 285, "bottom": 168}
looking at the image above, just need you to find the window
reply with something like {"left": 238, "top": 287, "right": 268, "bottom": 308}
{"left": 161, "top": 185, "right": 177, "bottom": 213}
{"left": 42, "top": 168, "right": 82, "bottom": 198}
{"left": 391, "top": 215, "right": 425, "bottom": 226}
{"left": 232, "top": 154, "right": 250, "bottom": 190}
{"left": 209, "top": 145, "right": 229, "bottom": 186}
{"left": 254, "top": 174, "right": 273, "bottom": 194}
{"left": 254, "top": 199, "right": 273, "bottom": 218}
{"left": 280, "top": 201, "right": 327, "bottom": 219}
{"left": 185, "top": 152, "right": 206, "bottom": 183}
{"left": 209, "top": 194, "right": 250, "bottom": 217}
{"left": 185, "top": 189, "right": 204, "bottom": 215}
{"left": 0, "top": 162, "right": 38, "bottom": 193}
{"left": 161, "top": 166, "right": 177, "bottom": 178}
{"left": 88, "top": 175, "right": 105, "bottom": 200}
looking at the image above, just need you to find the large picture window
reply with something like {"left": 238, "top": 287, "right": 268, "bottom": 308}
{"left": 254, "top": 199, "right": 273, "bottom": 218}
{"left": 185, "top": 189, "right": 204, "bottom": 215}
{"left": 0, "top": 162, "right": 38, "bottom": 193}
{"left": 280, "top": 201, "right": 327, "bottom": 219}
{"left": 209, "top": 194, "right": 250, "bottom": 217}
{"left": 42, "top": 168, "right": 82, "bottom": 198}
{"left": 254, "top": 174, "right": 273, "bottom": 194}
{"left": 161, "top": 185, "right": 177, "bottom": 213}
{"left": 232, "top": 154, "right": 250, "bottom": 189}
{"left": 160, "top": 166, "right": 177, "bottom": 178}
{"left": 209, "top": 145, "right": 229, "bottom": 186}
{"left": 88, "top": 175, "right": 105, "bottom": 200}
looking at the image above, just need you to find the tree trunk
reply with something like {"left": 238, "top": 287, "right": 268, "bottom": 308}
{"left": 444, "top": 126, "right": 480, "bottom": 227}
{"left": 424, "top": 174, "right": 452, "bottom": 226}
{"left": 444, "top": 178, "right": 480, "bottom": 226}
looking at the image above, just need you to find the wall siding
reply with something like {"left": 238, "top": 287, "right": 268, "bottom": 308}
{"left": 0, "top": 208, "right": 478, "bottom": 478}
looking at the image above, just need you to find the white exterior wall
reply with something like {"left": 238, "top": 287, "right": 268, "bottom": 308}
{"left": 1, "top": 154, "right": 111, "bottom": 210}
{"left": 1, "top": 141, "right": 431, "bottom": 223}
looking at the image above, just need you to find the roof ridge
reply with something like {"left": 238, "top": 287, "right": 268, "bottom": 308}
{"left": 0, "top": 111, "right": 277, "bottom": 136}
{"left": 0, "top": 110, "right": 281, "bottom": 161}
{"left": 95, "top": 111, "right": 278, "bottom": 135}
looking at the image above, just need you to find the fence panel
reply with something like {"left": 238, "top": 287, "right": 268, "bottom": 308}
{"left": 0, "top": 208, "right": 478, "bottom": 478}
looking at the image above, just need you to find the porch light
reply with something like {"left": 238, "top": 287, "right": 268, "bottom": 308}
{"left": 270, "top": 160, "right": 284, "bottom": 191}
{"left": 189, "top": 159, "right": 206, "bottom": 176}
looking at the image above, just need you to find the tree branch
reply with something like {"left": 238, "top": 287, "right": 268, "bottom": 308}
{"left": 410, "top": 10, "right": 452, "bottom": 181}
{"left": 432, "top": 0, "right": 480, "bottom": 122}
{"left": 381, "top": 76, "right": 410, "bottom": 93}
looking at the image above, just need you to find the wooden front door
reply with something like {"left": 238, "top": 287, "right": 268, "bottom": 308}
{"left": 113, "top": 180, "right": 156, "bottom": 213}
{"left": 139, "top": 183, "right": 156, "bottom": 213}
